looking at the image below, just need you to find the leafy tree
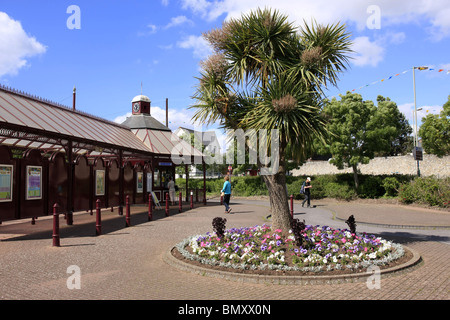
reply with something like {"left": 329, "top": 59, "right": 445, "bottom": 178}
{"left": 320, "top": 92, "right": 405, "bottom": 190}
{"left": 419, "top": 95, "right": 450, "bottom": 157}
{"left": 190, "top": 8, "right": 352, "bottom": 231}
{"left": 375, "top": 96, "right": 413, "bottom": 156}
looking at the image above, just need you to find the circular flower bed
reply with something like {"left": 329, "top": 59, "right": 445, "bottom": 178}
{"left": 175, "top": 224, "right": 405, "bottom": 273}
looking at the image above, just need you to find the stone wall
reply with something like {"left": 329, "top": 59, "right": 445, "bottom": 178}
{"left": 291, "top": 154, "right": 450, "bottom": 178}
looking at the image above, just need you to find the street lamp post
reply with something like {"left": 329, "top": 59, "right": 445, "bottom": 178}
{"left": 412, "top": 66, "right": 427, "bottom": 177}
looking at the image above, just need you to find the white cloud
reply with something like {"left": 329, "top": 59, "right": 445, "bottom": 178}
{"left": 164, "top": 15, "right": 194, "bottom": 29}
{"left": 177, "top": 35, "right": 212, "bottom": 59}
{"left": 137, "top": 23, "right": 158, "bottom": 36}
{"left": 351, "top": 36, "right": 385, "bottom": 67}
{"left": 180, "top": 0, "right": 450, "bottom": 40}
{"left": 181, "top": 0, "right": 212, "bottom": 19}
{"left": 397, "top": 102, "right": 443, "bottom": 135}
{"left": 0, "top": 12, "right": 46, "bottom": 77}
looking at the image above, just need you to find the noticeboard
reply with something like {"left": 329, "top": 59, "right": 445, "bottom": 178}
{"left": 26, "top": 166, "right": 42, "bottom": 200}
{"left": 0, "top": 165, "right": 13, "bottom": 202}
{"left": 413, "top": 147, "right": 423, "bottom": 161}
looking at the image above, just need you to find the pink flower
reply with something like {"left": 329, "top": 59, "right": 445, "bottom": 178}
{"left": 342, "top": 238, "right": 346, "bottom": 244}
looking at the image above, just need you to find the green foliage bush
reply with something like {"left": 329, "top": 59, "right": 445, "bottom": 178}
{"left": 324, "top": 182, "right": 357, "bottom": 200}
{"left": 357, "top": 176, "right": 382, "bottom": 198}
{"left": 177, "top": 174, "right": 449, "bottom": 208}
{"left": 399, "top": 177, "right": 450, "bottom": 208}
{"left": 382, "top": 177, "right": 401, "bottom": 197}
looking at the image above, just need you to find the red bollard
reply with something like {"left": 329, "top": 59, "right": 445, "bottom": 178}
{"left": 290, "top": 195, "right": 294, "bottom": 218}
{"left": 190, "top": 190, "right": 194, "bottom": 209}
{"left": 165, "top": 192, "right": 169, "bottom": 216}
{"left": 179, "top": 191, "right": 182, "bottom": 213}
{"left": 148, "top": 193, "right": 153, "bottom": 221}
{"left": 52, "top": 203, "right": 60, "bottom": 247}
{"left": 95, "top": 199, "right": 102, "bottom": 236}
{"left": 125, "top": 195, "right": 131, "bottom": 227}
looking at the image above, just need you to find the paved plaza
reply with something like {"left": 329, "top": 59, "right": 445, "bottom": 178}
{"left": 0, "top": 197, "right": 449, "bottom": 301}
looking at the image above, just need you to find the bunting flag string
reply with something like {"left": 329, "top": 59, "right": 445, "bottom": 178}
{"left": 328, "top": 66, "right": 450, "bottom": 100}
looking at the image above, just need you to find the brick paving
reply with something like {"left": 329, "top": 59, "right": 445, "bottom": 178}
{"left": 0, "top": 198, "right": 449, "bottom": 300}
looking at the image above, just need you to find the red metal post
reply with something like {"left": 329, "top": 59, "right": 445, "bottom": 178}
{"left": 179, "top": 191, "right": 182, "bottom": 213}
{"left": 95, "top": 199, "right": 102, "bottom": 236}
{"left": 290, "top": 195, "right": 294, "bottom": 218}
{"left": 148, "top": 193, "right": 153, "bottom": 221}
{"left": 125, "top": 195, "right": 131, "bottom": 227}
{"left": 190, "top": 190, "right": 194, "bottom": 209}
{"left": 165, "top": 192, "right": 169, "bottom": 216}
{"left": 52, "top": 203, "right": 60, "bottom": 247}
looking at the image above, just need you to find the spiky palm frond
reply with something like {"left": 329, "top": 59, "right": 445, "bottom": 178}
{"left": 290, "top": 20, "right": 353, "bottom": 91}
{"left": 241, "top": 74, "right": 327, "bottom": 163}
{"left": 222, "top": 8, "right": 298, "bottom": 88}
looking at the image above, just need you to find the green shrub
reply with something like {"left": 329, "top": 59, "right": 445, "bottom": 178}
{"left": 324, "top": 182, "right": 357, "bottom": 201}
{"left": 398, "top": 177, "right": 450, "bottom": 208}
{"left": 358, "top": 175, "right": 384, "bottom": 198}
{"left": 398, "top": 182, "right": 416, "bottom": 204}
{"left": 382, "top": 177, "right": 400, "bottom": 197}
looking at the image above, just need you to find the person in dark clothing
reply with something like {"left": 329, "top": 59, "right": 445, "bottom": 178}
{"left": 301, "top": 177, "right": 312, "bottom": 208}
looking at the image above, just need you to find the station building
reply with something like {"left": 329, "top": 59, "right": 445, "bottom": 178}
{"left": 0, "top": 85, "right": 204, "bottom": 225}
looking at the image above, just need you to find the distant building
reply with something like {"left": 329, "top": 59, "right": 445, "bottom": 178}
{"left": 174, "top": 127, "right": 222, "bottom": 177}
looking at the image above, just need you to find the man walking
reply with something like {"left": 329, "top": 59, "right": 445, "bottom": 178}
{"left": 301, "top": 177, "right": 312, "bottom": 208}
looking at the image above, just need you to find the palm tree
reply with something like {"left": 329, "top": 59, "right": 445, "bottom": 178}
{"left": 191, "top": 8, "right": 353, "bottom": 232}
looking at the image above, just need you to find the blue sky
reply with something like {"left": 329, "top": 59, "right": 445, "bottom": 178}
{"left": 0, "top": 0, "right": 449, "bottom": 137}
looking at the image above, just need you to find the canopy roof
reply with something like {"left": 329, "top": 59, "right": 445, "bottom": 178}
{"left": 0, "top": 85, "right": 203, "bottom": 162}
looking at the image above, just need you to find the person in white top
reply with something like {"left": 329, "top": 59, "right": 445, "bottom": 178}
{"left": 168, "top": 177, "right": 176, "bottom": 205}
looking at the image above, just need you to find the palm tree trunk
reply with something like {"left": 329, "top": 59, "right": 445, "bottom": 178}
{"left": 261, "top": 172, "right": 291, "bottom": 232}
{"left": 260, "top": 140, "right": 291, "bottom": 232}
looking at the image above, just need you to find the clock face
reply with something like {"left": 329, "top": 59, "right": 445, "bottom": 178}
{"left": 133, "top": 103, "right": 140, "bottom": 112}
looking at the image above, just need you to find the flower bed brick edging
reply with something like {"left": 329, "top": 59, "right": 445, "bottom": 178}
{"left": 163, "top": 243, "right": 422, "bottom": 285}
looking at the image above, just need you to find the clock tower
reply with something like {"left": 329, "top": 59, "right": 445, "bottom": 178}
{"left": 131, "top": 95, "right": 151, "bottom": 115}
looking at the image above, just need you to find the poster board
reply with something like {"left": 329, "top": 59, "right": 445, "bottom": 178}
{"left": 26, "top": 166, "right": 42, "bottom": 200}
{"left": 136, "top": 172, "right": 143, "bottom": 193}
{"left": 0, "top": 165, "right": 13, "bottom": 202}
{"left": 95, "top": 170, "right": 105, "bottom": 196}
{"left": 151, "top": 191, "right": 161, "bottom": 208}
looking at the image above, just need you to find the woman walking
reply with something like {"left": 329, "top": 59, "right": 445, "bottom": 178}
{"left": 221, "top": 175, "right": 232, "bottom": 214}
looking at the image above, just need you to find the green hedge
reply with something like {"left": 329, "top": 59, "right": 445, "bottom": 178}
{"left": 398, "top": 177, "right": 450, "bottom": 208}
{"left": 177, "top": 174, "right": 449, "bottom": 208}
